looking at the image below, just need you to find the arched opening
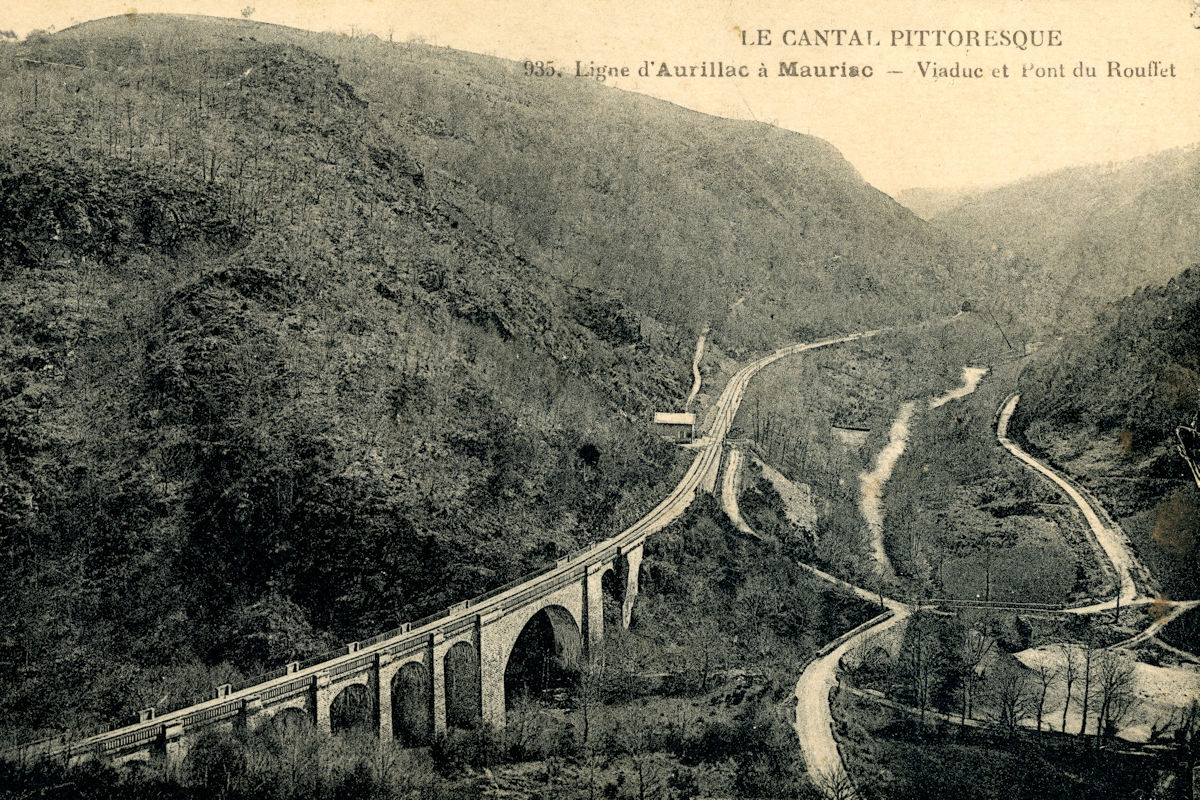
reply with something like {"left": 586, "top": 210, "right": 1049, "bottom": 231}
{"left": 444, "top": 641, "right": 481, "bottom": 730}
{"left": 329, "top": 683, "right": 373, "bottom": 735}
{"left": 272, "top": 706, "right": 312, "bottom": 734}
{"left": 267, "top": 706, "right": 319, "bottom": 785}
{"left": 392, "top": 661, "right": 433, "bottom": 746}
{"left": 504, "top": 606, "right": 582, "bottom": 709}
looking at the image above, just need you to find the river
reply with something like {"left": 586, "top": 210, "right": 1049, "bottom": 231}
{"left": 858, "top": 401, "right": 915, "bottom": 573}
{"left": 859, "top": 365, "right": 989, "bottom": 573}
{"left": 929, "top": 366, "right": 989, "bottom": 409}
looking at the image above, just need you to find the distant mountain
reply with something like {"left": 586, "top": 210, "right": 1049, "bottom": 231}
{"left": 893, "top": 186, "right": 977, "bottom": 220}
{"left": 925, "top": 145, "right": 1200, "bottom": 328}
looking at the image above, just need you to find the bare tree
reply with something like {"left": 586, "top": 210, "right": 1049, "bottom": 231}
{"left": 816, "top": 766, "right": 858, "bottom": 800}
{"left": 618, "top": 715, "right": 664, "bottom": 800}
{"left": 687, "top": 612, "right": 725, "bottom": 692}
{"left": 990, "top": 662, "right": 1036, "bottom": 736}
{"left": 1078, "top": 631, "right": 1099, "bottom": 737}
{"left": 575, "top": 651, "right": 607, "bottom": 745}
{"left": 1174, "top": 699, "right": 1200, "bottom": 744}
{"left": 737, "top": 572, "right": 778, "bottom": 657}
{"left": 1058, "top": 643, "right": 1081, "bottom": 733}
{"left": 956, "top": 623, "right": 994, "bottom": 726}
{"left": 982, "top": 538, "right": 995, "bottom": 602}
{"left": 1093, "top": 650, "right": 1137, "bottom": 746}
{"left": 1170, "top": 699, "right": 1200, "bottom": 781}
{"left": 899, "top": 613, "right": 944, "bottom": 725}
{"left": 578, "top": 742, "right": 608, "bottom": 800}
{"left": 504, "top": 689, "right": 542, "bottom": 759}
{"left": 1033, "top": 660, "right": 1060, "bottom": 731}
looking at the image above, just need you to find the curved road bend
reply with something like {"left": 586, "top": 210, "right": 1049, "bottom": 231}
{"left": 764, "top": 390, "right": 1182, "bottom": 798}
{"left": 12, "top": 328, "right": 887, "bottom": 763}
{"left": 789, "top": 563, "right": 909, "bottom": 793}
{"left": 996, "top": 394, "right": 1145, "bottom": 611}
{"left": 794, "top": 605, "right": 908, "bottom": 790}
{"left": 720, "top": 451, "right": 906, "bottom": 794}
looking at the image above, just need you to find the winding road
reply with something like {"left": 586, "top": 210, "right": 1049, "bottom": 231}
{"left": 997, "top": 393, "right": 1146, "bottom": 611}
{"left": 792, "top": 567, "right": 907, "bottom": 794}
{"left": 723, "top": 380, "right": 1179, "bottom": 797}
{"left": 10, "top": 327, "right": 885, "bottom": 764}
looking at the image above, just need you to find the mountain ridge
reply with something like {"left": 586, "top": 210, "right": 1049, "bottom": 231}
{"left": 915, "top": 143, "right": 1200, "bottom": 327}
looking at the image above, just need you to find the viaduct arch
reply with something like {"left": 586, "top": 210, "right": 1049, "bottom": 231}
{"left": 502, "top": 605, "right": 582, "bottom": 708}
{"left": 392, "top": 662, "right": 433, "bottom": 746}
{"left": 4, "top": 327, "right": 907, "bottom": 772}
{"left": 27, "top": 313, "right": 870, "bottom": 766}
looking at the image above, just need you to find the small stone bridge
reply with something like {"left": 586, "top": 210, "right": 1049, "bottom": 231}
{"left": 12, "top": 329, "right": 882, "bottom": 768}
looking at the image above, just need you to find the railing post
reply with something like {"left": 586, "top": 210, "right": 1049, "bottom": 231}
{"left": 139, "top": 708, "right": 155, "bottom": 723}
{"left": 239, "top": 695, "right": 264, "bottom": 731}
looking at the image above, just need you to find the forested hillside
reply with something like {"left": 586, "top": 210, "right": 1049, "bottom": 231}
{"left": 43, "top": 14, "right": 986, "bottom": 349}
{"left": 921, "top": 146, "right": 1200, "bottom": 328}
{"left": 0, "top": 23, "right": 697, "bottom": 738}
{"left": 1012, "top": 268, "right": 1200, "bottom": 597}
{"left": 0, "top": 13, "right": 990, "bottom": 741}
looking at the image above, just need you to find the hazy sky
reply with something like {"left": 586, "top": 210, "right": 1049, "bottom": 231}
{"left": 8, "top": 0, "right": 1200, "bottom": 194}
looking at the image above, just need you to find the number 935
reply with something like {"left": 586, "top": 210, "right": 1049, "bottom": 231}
{"left": 523, "top": 60, "right": 556, "bottom": 77}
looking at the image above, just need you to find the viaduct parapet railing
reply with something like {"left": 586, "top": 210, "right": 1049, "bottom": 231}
{"left": 9, "top": 328, "right": 883, "bottom": 768}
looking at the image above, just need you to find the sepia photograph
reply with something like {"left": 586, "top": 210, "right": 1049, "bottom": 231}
{"left": 0, "top": 0, "right": 1197, "bottom": 797}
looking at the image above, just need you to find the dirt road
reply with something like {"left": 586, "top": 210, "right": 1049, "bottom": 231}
{"left": 997, "top": 393, "right": 1145, "bottom": 610}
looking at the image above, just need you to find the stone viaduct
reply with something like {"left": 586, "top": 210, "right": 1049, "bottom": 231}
{"left": 13, "top": 329, "right": 878, "bottom": 769}
{"left": 22, "top": 534, "right": 654, "bottom": 768}
{"left": 20, "top": 425, "right": 725, "bottom": 769}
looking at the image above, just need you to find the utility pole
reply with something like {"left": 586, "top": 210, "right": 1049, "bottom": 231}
{"left": 986, "top": 307, "right": 1015, "bottom": 352}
